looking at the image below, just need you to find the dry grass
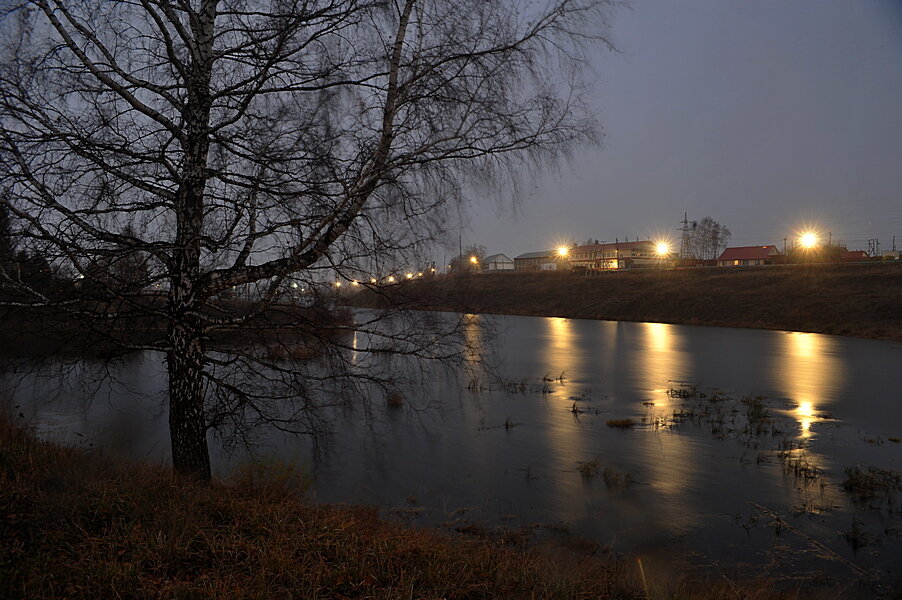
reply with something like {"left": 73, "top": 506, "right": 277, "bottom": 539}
{"left": 842, "top": 465, "right": 902, "bottom": 503}
{"left": 349, "top": 263, "right": 902, "bottom": 341}
{"left": 0, "top": 412, "right": 853, "bottom": 599}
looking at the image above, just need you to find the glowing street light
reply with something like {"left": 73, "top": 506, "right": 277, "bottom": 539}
{"left": 417, "top": 272, "right": 423, "bottom": 277}
{"left": 557, "top": 246, "right": 569, "bottom": 257}
{"left": 334, "top": 281, "right": 342, "bottom": 287}
{"left": 655, "top": 241, "right": 671, "bottom": 256}
{"left": 388, "top": 275, "right": 395, "bottom": 283}
{"left": 370, "top": 278, "right": 377, "bottom": 284}
{"left": 469, "top": 256, "right": 478, "bottom": 264}
{"left": 351, "top": 280, "right": 359, "bottom": 286}
{"left": 799, "top": 231, "right": 818, "bottom": 249}
{"left": 406, "top": 272, "right": 413, "bottom": 279}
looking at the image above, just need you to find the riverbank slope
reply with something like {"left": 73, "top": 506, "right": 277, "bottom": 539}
{"left": 349, "top": 263, "right": 902, "bottom": 341}
{"left": 0, "top": 412, "right": 849, "bottom": 600}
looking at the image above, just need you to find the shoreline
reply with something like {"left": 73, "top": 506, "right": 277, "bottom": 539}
{"left": 348, "top": 262, "right": 902, "bottom": 342}
{"left": 0, "top": 412, "right": 871, "bottom": 599}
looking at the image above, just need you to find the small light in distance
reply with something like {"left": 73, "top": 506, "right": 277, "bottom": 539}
{"left": 334, "top": 281, "right": 341, "bottom": 287}
{"left": 417, "top": 272, "right": 423, "bottom": 277}
{"left": 291, "top": 282, "right": 298, "bottom": 289}
{"left": 370, "top": 278, "right": 377, "bottom": 284}
{"left": 469, "top": 256, "right": 478, "bottom": 264}
{"left": 388, "top": 275, "right": 395, "bottom": 282}
{"left": 557, "top": 246, "right": 569, "bottom": 257}
{"left": 406, "top": 272, "right": 413, "bottom": 279}
{"left": 351, "top": 280, "right": 359, "bottom": 286}
{"left": 799, "top": 232, "right": 818, "bottom": 249}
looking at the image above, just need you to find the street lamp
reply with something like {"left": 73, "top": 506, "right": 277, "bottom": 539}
{"left": 655, "top": 241, "right": 670, "bottom": 256}
{"left": 557, "top": 246, "right": 569, "bottom": 257}
{"left": 799, "top": 231, "right": 818, "bottom": 249}
{"left": 469, "top": 256, "right": 478, "bottom": 264}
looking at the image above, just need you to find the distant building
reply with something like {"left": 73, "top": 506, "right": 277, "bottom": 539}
{"left": 482, "top": 253, "right": 514, "bottom": 271}
{"left": 568, "top": 240, "right": 665, "bottom": 271}
{"left": 514, "top": 250, "right": 557, "bottom": 271}
{"left": 717, "top": 245, "right": 781, "bottom": 267}
{"left": 840, "top": 250, "right": 869, "bottom": 262}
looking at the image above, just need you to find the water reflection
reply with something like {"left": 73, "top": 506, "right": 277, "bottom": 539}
{"left": 545, "top": 317, "right": 575, "bottom": 393}
{"left": 9, "top": 313, "right": 902, "bottom": 579}
{"left": 778, "top": 332, "right": 843, "bottom": 438}
{"left": 463, "top": 313, "right": 483, "bottom": 363}
{"left": 641, "top": 322, "right": 681, "bottom": 397}
{"left": 541, "top": 317, "right": 588, "bottom": 515}
{"left": 636, "top": 322, "right": 697, "bottom": 532}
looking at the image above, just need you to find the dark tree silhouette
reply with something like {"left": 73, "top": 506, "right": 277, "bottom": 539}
{"left": 0, "top": 0, "right": 613, "bottom": 480}
{"left": 687, "top": 217, "right": 731, "bottom": 261}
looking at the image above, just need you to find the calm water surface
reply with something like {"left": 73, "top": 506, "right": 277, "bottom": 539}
{"left": 6, "top": 314, "right": 902, "bottom": 582}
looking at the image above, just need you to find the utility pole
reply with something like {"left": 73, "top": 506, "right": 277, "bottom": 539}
{"left": 678, "top": 212, "right": 691, "bottom": 260}
{"left": 783, "top": 237, "right": 787, "bottom": 255}
{"left": 868, "top": 238, "right": 879, "bottom": 257}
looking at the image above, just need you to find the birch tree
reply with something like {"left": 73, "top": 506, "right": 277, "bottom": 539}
{"left": 0, "top": 0, "right": 613, "bottom": 480}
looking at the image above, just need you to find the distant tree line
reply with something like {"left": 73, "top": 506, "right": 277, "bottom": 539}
{"left": 0, "top": 203, "right": 152, "bottom": 296}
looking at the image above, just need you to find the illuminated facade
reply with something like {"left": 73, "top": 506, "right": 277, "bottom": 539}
{"left": 567, "top": 240, "right": 667, "bottom": 271}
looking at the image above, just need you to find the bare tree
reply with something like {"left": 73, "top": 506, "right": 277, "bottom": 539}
{"left": 0, "top": 0, "right": 613, "bottom": 480}
{"left": 687, "top": 217, "right": 731, "bottom": 261}
{"left": 449, "top": 244, "right": 486, "bottom": 273}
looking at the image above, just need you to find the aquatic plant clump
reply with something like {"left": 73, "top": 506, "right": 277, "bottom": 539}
{"left": 842, "top": 465, "right": 902, "bottom": 509}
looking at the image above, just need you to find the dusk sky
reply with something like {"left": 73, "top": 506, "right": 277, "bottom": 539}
{"left": 464, "top": 0, "right": 902, "bottom": 258}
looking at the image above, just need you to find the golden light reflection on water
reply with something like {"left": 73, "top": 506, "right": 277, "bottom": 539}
{"left": 641, "top": 322, "right": 681, "bottom": 398}
{"left": 462, "top": 313, "right": 483, "bottom": 363}
{"left": 636, "top": 322, "right": 696, "bottom": 520}
{"left": 780, "top": 332, "right": 843, "bottom": 438}
{"left": 541, "top": 317, "right": 587, "bottom": 512}
{"left": 545, "top": 317, "right": 575, "bottom": 394}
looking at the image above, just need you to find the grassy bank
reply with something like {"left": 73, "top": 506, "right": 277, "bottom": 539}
{"left": 0, "top": 413, "right": 851, "bottom": 600}
{"left": 349, "top": 263, "right": 902, "bottom": 341}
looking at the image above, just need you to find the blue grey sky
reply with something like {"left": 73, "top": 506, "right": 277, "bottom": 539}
{"left": 465, "top": 0, "right": 902, "bottom": 257}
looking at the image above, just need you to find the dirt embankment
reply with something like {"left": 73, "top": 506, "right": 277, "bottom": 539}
{"left": 349, "top": 263, "right": 902, "bottom": 341}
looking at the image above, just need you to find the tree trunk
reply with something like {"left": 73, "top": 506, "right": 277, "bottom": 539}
{"left": 167, "top": 316, "right": 211, "bottom": 481}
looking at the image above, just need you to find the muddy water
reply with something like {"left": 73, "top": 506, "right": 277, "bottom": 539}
{"left": 6, "top": 314, "right": 902, "bottom": 583}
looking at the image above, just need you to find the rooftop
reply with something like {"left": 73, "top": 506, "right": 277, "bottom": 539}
{"left": 717, "top": 245, "right": 780, "bottom": 261}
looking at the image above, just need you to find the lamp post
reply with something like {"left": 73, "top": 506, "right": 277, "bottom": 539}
{"left": 655, "top": 241, "right": 671, "bottom": 272}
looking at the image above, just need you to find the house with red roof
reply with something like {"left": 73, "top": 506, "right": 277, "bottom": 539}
{"left": 839, "top": 250, "right": 869, "bottom": 262}
{"left": 716, "top": 245, "right": 781, "bottom": 267}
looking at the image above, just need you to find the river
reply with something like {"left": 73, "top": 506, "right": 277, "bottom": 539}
{"left": 5, "top": 313, "right": 902, "bottom": 583}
